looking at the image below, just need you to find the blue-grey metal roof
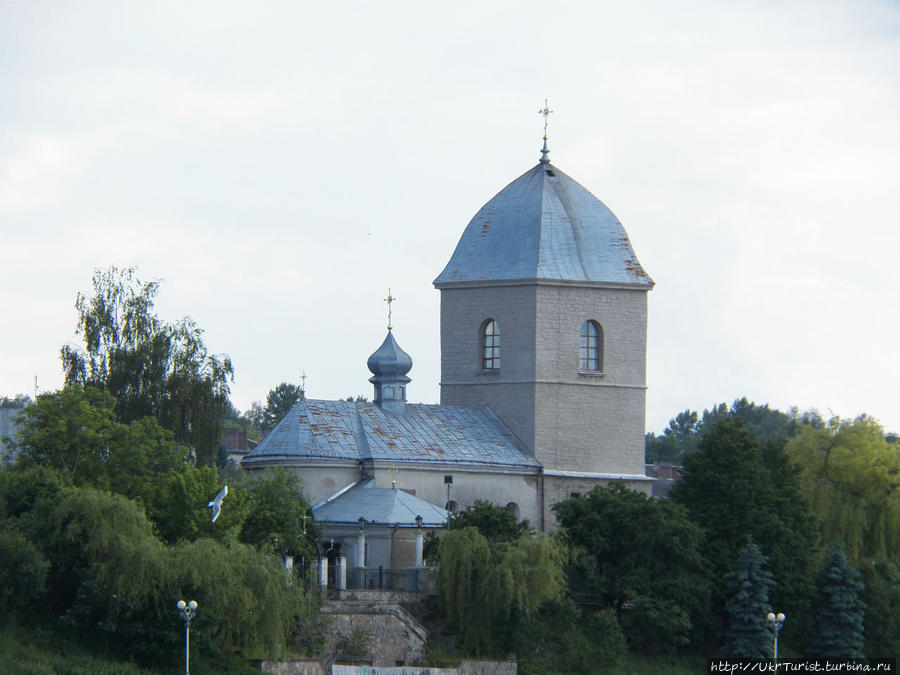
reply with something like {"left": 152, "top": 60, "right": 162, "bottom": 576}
{"left": 241, "top": 399, "right": 540, "bottom": 470}
{"left": 313, "top": 479, "right": 448, "bottom": 527}
{"left": 367, "top": 330, "right": 412, "bottom": 381}
{"left": 434, "top": 162, "right": 653, "bottom": 288}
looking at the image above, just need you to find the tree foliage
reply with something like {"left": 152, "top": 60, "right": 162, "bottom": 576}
{"left": 60, "top": 266, "right": 233, "bottom": 465}
{"left": 806, "top": 546, "right": 865, "bottom": 658}
{"left": 436, "top": 527, "right": 564, "bottom": 656}
{"left": 0, "top": 394, "right": 31, "bottom": 408}
{"left": 513, "top": 601, "right": 626, "bottom": 675}
{"left": 15, "top": 387, "right": 181, "bottom": 489}
{"left": 722, "top": 539, "right": 776, "bottom": 658}
{"left": 646, "top": 397, "right": 798, "bottom": 464}
{"left": 0, "top": 529, "right": 48, "bottom": 620}
{"left": 861, "top": 559, "right": 900, "bottom": 658}
{"left": 669, "top": 418, "right": 817, "bottom": 632}
{"left": 450, "top": 499, "right": 531, "bottom": 543}
{"left": 786, "top": 415, "right": 900, "bottom": 563}
{"left": 553, "top": 483, "right": 710, "bottom": 652}
{"left": 0, "top": 476, "right": 318, "bottom": 668}
{"left": 262, "top": 383, "right": 304, "bottom": 431}
{"left": 240, "top": 468, "right": 317, "bottom": 561}
{"left": 12, "top": 387, "right": 227, "bottom": 545}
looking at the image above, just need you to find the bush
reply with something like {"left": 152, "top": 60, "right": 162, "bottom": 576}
{"left": 0, "top": 529, "right": 48, "bottom": 621}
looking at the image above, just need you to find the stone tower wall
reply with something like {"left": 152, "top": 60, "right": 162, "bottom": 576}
{"left": 533, "top": 284, "right": 648, "bottom": 475}
{"left": 439, "top": 284, "right": 538, "bottom": 451}
{"left": 439, "top": 282, "right": 648, "bottom": 476}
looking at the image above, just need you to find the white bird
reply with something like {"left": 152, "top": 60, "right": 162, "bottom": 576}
{"left": 208, "top": 485, "right": 228, "bottom": 523}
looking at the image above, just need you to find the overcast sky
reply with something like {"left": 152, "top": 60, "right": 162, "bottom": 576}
{"left": 2, "top": 0, "right": 898, "bottom": 435}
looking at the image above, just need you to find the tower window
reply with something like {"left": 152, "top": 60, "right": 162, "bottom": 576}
{"left": 579, "top": 321, "right": 603, "bottom": 372}
{"left": 481, "top": 319, "right": 500, "bottom": 370}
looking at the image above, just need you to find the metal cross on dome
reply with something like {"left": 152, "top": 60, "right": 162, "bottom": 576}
{"left": 539, "top": 99, "right": 554, "bottom": 136}
{"left": 384, "top": 288, "right": 395, "bottom": 330}
{"left": 539, "top": 99, "right": 554, "bottom": 163}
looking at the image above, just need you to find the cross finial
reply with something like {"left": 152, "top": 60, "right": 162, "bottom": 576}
{"left": 539, "top": 98, "right": 554, "bottom": 164}
{"left": 384, "top": 288, "right": 395, "bottom": 330}
{"left": 299, "top": 371, "right": 307, "bottom": 397}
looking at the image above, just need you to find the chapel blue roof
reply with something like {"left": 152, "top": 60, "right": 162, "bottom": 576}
{"left": 241, "top": 398, "right": 540, "bottom": 470}
{"left": 313, "top": 479, "right": 448, "bottom": 527}
{"left": 434, "top": 162, "right": 653, "bottom": 288}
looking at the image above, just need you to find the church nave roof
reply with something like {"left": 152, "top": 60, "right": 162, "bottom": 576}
{"left": 241, "top": 398, "right": 540, "bottom": 470}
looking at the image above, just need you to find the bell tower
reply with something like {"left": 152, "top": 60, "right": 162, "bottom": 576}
{"left": 434, "top": 139, "right": 654, "bottom": 510}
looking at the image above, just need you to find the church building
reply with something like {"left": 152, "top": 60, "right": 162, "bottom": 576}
{"left": 242, "top": 136, "right": 654, "bottom": 576}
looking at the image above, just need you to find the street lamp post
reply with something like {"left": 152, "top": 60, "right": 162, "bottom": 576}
{"left": 766, "top": 611, "right": 786, "bottom": 666}
{"left": 176, "top": 600, "right": 198, "bottom": 675}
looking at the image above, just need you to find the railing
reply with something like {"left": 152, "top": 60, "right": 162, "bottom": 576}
{"left": 347, "top": 566, "right": 426, "bottom": 592}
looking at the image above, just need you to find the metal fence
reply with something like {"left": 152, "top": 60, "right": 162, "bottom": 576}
{"left": 347, "top": 566, "right": 425, "bottom": 591}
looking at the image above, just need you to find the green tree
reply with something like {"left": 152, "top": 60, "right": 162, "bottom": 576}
{"left": 861, "top": 559, "right": 900, "bottom": 658}
{"left": 645, "top": 410, "right": 700, "bottom": 463}
{"left": 669, "top": 419, "right": 817, "bottom": 639}
{"left": 240, "top": 469, "right": 317, "bottom": 560}
{"left": 436, "top": 527, "right": 492, "bottom": 653}
{"left": 262, "top": 382, "right": 304, "bottom": 431}
{"left": 12, "top": 388, "right": 240, "bottom": 546}
{"left": 806, "top": 546, "right": 865, "bottom": 658}
{"left": 60, "top": 266, "right": 233, "bottom": 465}
{"left": 451, "top": 499, "right": 531, "bottom": 543}
{"left": 0, "top": 464, "right": 63, "bottom": 520}
{"left": 0, "top": 529, "right": 48, "bottom": 621}
{"left": 3, "top": 480, "right": 314, "bottom": 669}
{"left": 786, "top": 415, "right": 900, "bottom": 563}
{"left": 15, "top": 387, "right": 181, "bottom": 490}
{"left": 436, "top": 527, "right": 564, "bottom": 656}
{"left": 513, "top": 600, "right": 626, "bottom": 675}
{"left": 0, "top": 394, "right": 31, "bottom": 408}
{"left": 722, "top": 539, "right": 776, "bottom": 658}
{"left": 553, "top": 483, "right": 710, "bottom": 652}
{"left": 646, "top": 398, "right": 799, "bottom": 464}
{"left": 144, "top": 463, "right": 226, "bottom": 544}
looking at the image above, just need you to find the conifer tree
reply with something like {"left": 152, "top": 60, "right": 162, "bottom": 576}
{"left": 806, "top": 546, "right": 865, "bottom": 658}
{"left": 723, "top": 539, "right": 776, "bottom": 658}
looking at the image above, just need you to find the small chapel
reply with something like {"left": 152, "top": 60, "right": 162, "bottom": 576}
{"left": 242, "top": 129, "right": 654, "bottom": 584}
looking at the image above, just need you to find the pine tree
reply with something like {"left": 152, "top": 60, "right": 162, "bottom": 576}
{"left": 806, "top": 546, "right": 866, "bottom": 658}
{"left": 723, "top": 539, "right": 776, "bottom": 658}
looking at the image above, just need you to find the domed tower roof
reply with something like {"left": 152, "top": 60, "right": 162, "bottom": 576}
{"left": 434, "top": 162, "right": 653, "bottom": 288}
{"left": 367, "top": 330, "right": 413, "bottom": 382}
{"left": 367, "top": 330, "right": 412, "bottom": 415}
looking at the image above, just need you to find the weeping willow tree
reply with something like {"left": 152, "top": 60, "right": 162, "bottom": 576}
{"left": 435, "top": 527, "right": 565, "bottom": 656}
{"left": 786, "top": 416, "right": 900, "bottom": 563}
{"left": 4, "top": 483, "right": 315, "bottom": 669}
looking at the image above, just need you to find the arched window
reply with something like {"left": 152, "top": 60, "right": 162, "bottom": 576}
{"left": 506, "top": 502, "right": 519, "bottom": 520}
{"left": 579, "top": 320, "right": 603, "bottom": 372}
{"left": 482, "top": 319, "right": 500, "bottom": 370}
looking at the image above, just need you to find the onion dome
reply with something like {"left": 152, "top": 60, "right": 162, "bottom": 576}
{"left": 367, "top": 330, "right": 413, "bottom": 381}
{"left": 367, "top": 330, "right": 412, "bottom": 414}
